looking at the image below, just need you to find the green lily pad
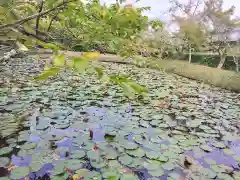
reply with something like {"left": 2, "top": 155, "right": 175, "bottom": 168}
{"left": 201, "top": 168, "right": 217, "bottom": 179}
{"left": 120, "top": 174, "right": 138, "bottom": 180}
{"left": 0, "top": 157, "right": 10, "bottom": 167}
{"left": 10, "top": 167, "right": 30, "bottom": 180}
{"left": 0, "top": 147, "right": 12, "bottom": 156}
{"left": 102, "top": 168, "right": 121, "bottom": 179}
{"left": 75, "top": 168, "right": 90, "bottom": 176}
{"left": 217, "top": 173, "right": 234, "bottom": 180}
{"left": 91, "top": 158, "right": 107, "bottom": 169}
{"left": 105, "top": 149, "right": 119, "bottom": 160}
{"left": 204, "top": 158, "right": 216, "bottom": 165}
{"left": 146, "top": 151, "right": 160, "bottom": 160}
{"left": 200, "top": 145, "right": 212, "bottom": 152}
{"left": 211, "top": 165, "right": 225, "bottom": 173}
{"left": 51, "top": 161, "right": 66, "bottom": 175}
{"left": 118, "top": 155, "right": 133, "bottom": 166}
{"left": 87, "top": 150, "right": 100, "bottom": 160}
{"left": 0, "top": 177, "right": 10, "bottom": 180}
{"left": 223, "top": 148, "right": 234, "bottom": 155}
{"left": 120, "top": 140, "right": 138, "bottom": 150}
{"left": 127, "top": 148, "right": 145, "bottom": 158}
{"left": 148, "top": 168, "right": 164, "bottom": 177}
{"left": 144, "top": 162, "right": 160, "bottom": 171}
{"left": 212, "top": 142, "right": 226, "bottom": 149}
{"left": 167, "top": 172, "right": 182, "bottom": 180}
{"left": 158, "top": 156, "right": 169, "bottom": 162}
{"left": 70, "top": 150, "right": 86, "bottom": 159}
{"left": 162, "top": 162, "right": 175, "bottom": 171}
{"left": 30, "top": 161, "right": 44, "bottom": 172}
{"left": 21, "top": 142, "right": 37, "bottom": 150}
{"left": 65, "top": 159, "right": 84, "bottom": 170}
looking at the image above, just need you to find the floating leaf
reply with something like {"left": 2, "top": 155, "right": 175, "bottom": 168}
{"left": 200, "top": 145, "right": 212, "bottom": 152}
{"left": 0, "top": 147, "right": 12, "bottom": 156}
{"left": 148, "top": 168, "right": 164, "bottom": 177}
{"left": 120, "top": 174, "right": 138, "bottom": 180}
{"left": 201, "top": 168, "right": 217, "bottom": 179}
{"left": 217, "top": 173, "right": 234, "bottom": 180}
{"left": 118, "top": 155, "right": 133, "bottom": 166}
{"left": 146, "top": 151, "right": 160, "bottom": 160}
{"left": 126, "top": 148, "right": 145, "bottom": 158}
{"left": 10, "top": 167, "right": 30, "bottom": 180}
{"left": 94, "top": 67, "right": 104, "bottom": 79}
{"left": 212, "top": 142, "right": 226, "bottom": 149}
{"left": 162, "top": 162, "right": 175, "bottom": 171}
{"left": 204, "top": 158, "right": 216, "bottom": 165}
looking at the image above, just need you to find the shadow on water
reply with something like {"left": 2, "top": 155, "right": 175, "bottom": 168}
{"left": 0, "top": 106, "right": 239, "bottom": 179}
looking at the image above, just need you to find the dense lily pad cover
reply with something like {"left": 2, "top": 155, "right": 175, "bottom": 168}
{"left": 0, "top": 56, "right": 239, "bottom": 179}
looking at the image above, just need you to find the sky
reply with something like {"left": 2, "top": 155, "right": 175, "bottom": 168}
{"left": 100, "top": 0, "right": 240, "bottom": 23}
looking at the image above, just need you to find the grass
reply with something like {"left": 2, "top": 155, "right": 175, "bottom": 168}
{"left": 148, "top": 59, "right": 240, "bottom": 93}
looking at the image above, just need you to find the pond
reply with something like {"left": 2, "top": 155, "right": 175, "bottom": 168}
{"left": 0, "top": 56, "right": 239, "bottom": 180}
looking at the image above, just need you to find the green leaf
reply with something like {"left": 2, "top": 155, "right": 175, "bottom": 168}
{"left": 127, "top": 81, "right": 148, "bottom": 93}
{"left": 121, "top": 82, "right": 135, "bottom": 97}
{"left": 94, "top": 67, "right": 104, "bottom": 79}
{"left": 36, "top": 40, "right": 60, "bottom": 51}
{"left": 71, "top": 57, "right": 89, "bottom": 73}
{"left": 53, "top": 53, "right": 65, "bottom": 67}
{"left": 35, "top": 67, "right": 60, "bottom": 80}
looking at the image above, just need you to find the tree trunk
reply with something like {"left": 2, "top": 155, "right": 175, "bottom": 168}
{"left": 188, "top": 45, "right": 192, "bottom": 63}
{"left": 217, "top": 55, "right": 226, "bottom": 69}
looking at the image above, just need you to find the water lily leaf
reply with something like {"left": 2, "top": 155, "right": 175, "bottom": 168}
{"left": 0, "top": 157, "right": 10, "bottom": 167}
{"left": 90, "top": 158, "right": 107, "bottom": 169}
{"left": 201, "top": 168, "right": 217, "bottom": 179}
{"left": 143, "top": 162, "right": 160, "bottom": 171}
{"left": 105, "top": 149, "right": 119, "bottom": 160}
{"left": 70, "top": 150, "right": 86, "bottom": 159}
{"left": 162, "top": 162, "right": 175, "bottom": 171}
{"left": 52, "top": 161, "right": 66, "bottom": 175}
{"left": 75, "top": 168, "right": 90, "bottom": 176}
{"left": 120, "top": 140, "right": 138, "bottom": 150}
{"left": 211, "top": 165, "right": 225, "bottom": 173}
{"left": 10, "top": 167, "right": 30, "bottom": 180}
{"left": 126, "top": 148, "right": 145, "bottom": 158}
{"left": 21, "top": 142, "right": 37, "bottom": 150}
{"left": 108, "top": 160, "right": 122, "bottom": 168}
{"left": 223, "top": 148, "right": 234, "bottom": 155}
{"left": 146, "top": 151, "right": 160, "bottom": 160}
{"left": 158, "top": 156, "right": 169, "bottom": 162}
{"left": 0, "top": 147, "right": 12, "bottom": 156}
{"left": 212, "top": 142, "right": 226, "bottom": 149}
{"left": 204, "top": 158, "right": 216, "bottom": 165}
{"left": 102, "top": 168, "right": 121, "bottom": 179}
{"left": 200, "top": 145, "right": 212, "bottom": 152}
{"left": 65, "top": 159, "right": 84, "bottom": 170}
{"left": 148, "top": 168, "right": 164, "bottom": 177}
{"left": 118, "top": 155, "right": 133, "bottom": 166}
{"left": 120, "top": 174, "right": 138, "bottom": 180}
{"left": 30, "top": 161, "right": 44, "bottom": 172}
{"left": 217, "top": 173, "right": 234, "bottom": 180}
{"left": 167, "top": 172, "right": 182, "bottom": 180}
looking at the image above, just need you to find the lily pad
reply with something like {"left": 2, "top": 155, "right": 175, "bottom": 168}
{"left": 30, "top": 161, "right": 44, "bottom": 172}
{"left": 0, "top": 157, "right": 10, "bottom": 167}
{"left": 120, "top": 140, "right": 138, "bottom": 150}
{"left": 21, "top": 142, "right": 37, "bottom": 150}
{"left": 212, "top": 142, "right": 226, "bottom": 149}
{"left": 70, "top": 150, "right": 86, "bottom": 159}
{"left": 217, "top": 173, "right": 234, "bottom": 180}
{"left": 201, "top": 168, "right": 217, "bottom": 179}
{"left": 10, "top": 167, "right": 30, "bottom": 180}
{"left": 127, "top": 148, "right": 145, "bottom": 158}
{"left": 148, "top": 168, "right": 164, "bottom": 177}
{"left": 204, "top": 158, "right": 216, "bottom": 165}
{"left": 105, "top": 149, "right": 119, "bottom": 160}
{"left": 91, "top": 158, "right": 107, "bottom": 169}
{"left": 162, "top": 162, "right": 175, "bottom": 171}
{"left": 0, "top": 147, "right": 12, "bottom": 156}
{"left": 200, "top": 145, "right": 212, "bottom": 152}
{"left": 158, "top": 156, "right": 169, "bottom": 162}
{"left": 146, "top": 151, "right": 160, "bottom": 160}
{"left": 120, "top": 174, "right": 138, "bottom": 180}
{"left": 118, "top": 155, "right": 133, "bottom": 166}
{"left": 144, "top": 162, "right": 160, "bottom": 171}
{"left": 65, "top": 159, "right": 84, "bottom": 170}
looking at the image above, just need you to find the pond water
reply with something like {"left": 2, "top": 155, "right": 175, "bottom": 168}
{"left": 0, "top": 56, "right": 239, "bottom": 180}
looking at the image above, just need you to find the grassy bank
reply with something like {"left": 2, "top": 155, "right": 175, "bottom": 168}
{"left": 148, "top": 59, "right": 240, "bottom": 93}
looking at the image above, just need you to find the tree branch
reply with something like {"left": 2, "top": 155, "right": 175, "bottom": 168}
{"left": 36, "top": 0, "right": 44, "bottom": 37}
{"left": 47, "top": 10, "right": 61, "bottom": 32}
{"left": 0, "top": 0, "right": 74, "bottom": 30}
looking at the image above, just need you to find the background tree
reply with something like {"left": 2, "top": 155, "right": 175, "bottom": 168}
{"left": 169, "top": 0, "right": 205, "bottom": 63}
{"left": 202, "top": 0, "right": 240, "bottom": 69}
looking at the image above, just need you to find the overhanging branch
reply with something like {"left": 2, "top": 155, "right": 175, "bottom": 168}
{"left": 0, "top": 0, "right": 74, "bottom": 30}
